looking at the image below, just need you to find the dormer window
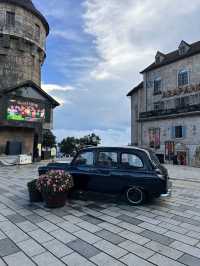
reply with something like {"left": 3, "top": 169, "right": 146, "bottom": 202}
{"left": 6, "top": 11, "right": 15, "bottom": 27}
{"left": 178, "top": 41, "right": 190, "bottom": 56}
{"left": 155, "top": 51, "right": 165, "bottom": 64}
{"left": 179, "top": 46, "right": 185, "bottom": 55}
{"left": 178, "top": 70, "right": 189, "bottom": 87}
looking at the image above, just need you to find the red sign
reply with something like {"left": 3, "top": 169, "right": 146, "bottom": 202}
{"left": 162, "top": 83, "right": 200, "bottom": 98}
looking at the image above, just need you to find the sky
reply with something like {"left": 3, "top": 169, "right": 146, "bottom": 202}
{"left": 33, "top": 0, "right": 200, "bottom": 145}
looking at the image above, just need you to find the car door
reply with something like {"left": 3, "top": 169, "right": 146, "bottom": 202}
{"left": 87, "top": 149, "right": 122, "bottom": 193}
{"left": 71, "top": 150, "right": 96, "bottom": 190}
{"left": 118, "top": 151, "right": 152, "bottom": 189}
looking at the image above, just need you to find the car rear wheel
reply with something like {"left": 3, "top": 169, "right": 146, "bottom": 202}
{"left": 126, "top": 187, "right": 145, "bottom": 205}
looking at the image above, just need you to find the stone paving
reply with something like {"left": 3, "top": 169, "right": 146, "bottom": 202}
{"left": 0, "top": 164, "right": 200, "bottom": 265}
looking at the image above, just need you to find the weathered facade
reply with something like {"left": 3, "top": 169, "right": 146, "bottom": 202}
{"left": 128, "top": 40, "right": 200, "bottom": 166}
{"left": 0, "top": 0, "right": 59, "bottom": 160}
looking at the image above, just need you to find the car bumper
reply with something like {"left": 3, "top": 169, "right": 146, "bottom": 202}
{"left": 161, "top": 181, "right": 172, "bottom": 197}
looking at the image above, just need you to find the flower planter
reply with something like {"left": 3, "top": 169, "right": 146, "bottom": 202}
{"left": 37, "top": 170, "right": 74, "bottom": 208}
{"left": 42, "top": 192, "right": 67, "bottom": 208}
{"left": 27, "top": 179, "right": 43, "bottom": 202}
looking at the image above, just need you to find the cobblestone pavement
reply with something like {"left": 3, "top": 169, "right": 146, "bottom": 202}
{"left": 0, "top": 164, "right": 200, "bottom": 266}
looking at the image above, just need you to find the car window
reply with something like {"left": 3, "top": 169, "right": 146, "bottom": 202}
{"left": 149, "top": 150, "right": 161, "bottom": 167}
{"left": 97, "top": 151, "right": 118, "bottom": 168}
{"left": 74, "top": 151, "right": 94, "bottom": 166}
{"left": 121, "top": 153, "right": 144, "bottom": 168}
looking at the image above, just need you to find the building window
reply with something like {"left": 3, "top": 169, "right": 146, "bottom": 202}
{"left": 35, "top": 24, "right": 40, "bottom": 41}
{"left": 154, "top": 78, "right": 162, "bottom": 95}
{"left": 175, "top": 126, "right": 183, "bottom": 138}
{"left": 6, "top": 11, "right": 15, "bottom": 27}
{"left": 192, "top": 125, "right": 197, "bottom": 135}
{"left": 171, "top": 126, "right": 186, "bottom": 139}
{"left": 179, "top": 46, "right": 186, "bottom": 55}
{"left": 178, "top": 70, "right": 189, "bottom": 87}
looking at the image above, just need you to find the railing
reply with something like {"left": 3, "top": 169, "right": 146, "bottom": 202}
{"left": 139, "top": 104, "right": 200, "bottom": 120}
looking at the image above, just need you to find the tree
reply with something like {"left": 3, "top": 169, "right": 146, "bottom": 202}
{"left": 42, "top": 130, "right": 56, "bottom": 148}
{"left": 58, "top": 137, "right": 79, "bottom": 156}
{"left": 58, "top": 133, "right": 101, "bottom": 155}
{"left": 79, "top": 133, "right": 101, "bottom": 148}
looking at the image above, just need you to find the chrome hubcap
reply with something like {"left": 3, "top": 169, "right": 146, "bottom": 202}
{"left": 127, "top": 187, "right": 143, "bottom": 204}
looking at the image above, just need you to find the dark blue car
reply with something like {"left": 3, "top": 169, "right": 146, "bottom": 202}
{"left": 38, "top": 146, "right": 172, "bottom": 205}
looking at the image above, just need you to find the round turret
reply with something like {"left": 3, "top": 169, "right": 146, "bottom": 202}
{"left": 0, "top": 0, "right": 49, "bottom": 90}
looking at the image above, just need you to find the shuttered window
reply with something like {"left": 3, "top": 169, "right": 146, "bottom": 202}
{"left": 171, "top": 126, "right": 186, "bottom": 139}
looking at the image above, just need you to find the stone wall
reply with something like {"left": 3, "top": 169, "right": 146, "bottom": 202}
{"left": 130, "top": 87, "right": 145, "bottom": 145}
{"left": 0, "top": 127, "right": 34, "bottom": 155}
{"left": 141, "top": 116, "right": 200, "bottom": 165}
{"left": 143, "top": 54, "right": 200, "bottom": 111}
{"left": 0, "top": 3, "right": 47, "bottom": 91}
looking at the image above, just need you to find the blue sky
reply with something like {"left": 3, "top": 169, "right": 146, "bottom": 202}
{"left": 33, "top": 0, "right": 200, "bottom": 145}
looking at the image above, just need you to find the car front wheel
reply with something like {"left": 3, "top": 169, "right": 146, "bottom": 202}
{"left": 126, "top": 187, "right": 145, "bottom": 205}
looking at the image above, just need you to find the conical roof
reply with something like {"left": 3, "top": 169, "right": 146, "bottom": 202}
{"left": 0, "top": 0, "right": 49, "bottom": 35}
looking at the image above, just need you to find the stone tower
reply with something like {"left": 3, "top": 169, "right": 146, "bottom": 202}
{"left": 0, "top": 0, "right": 49, "bottom": 91}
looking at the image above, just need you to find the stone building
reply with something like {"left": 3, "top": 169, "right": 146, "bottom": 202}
{"left": 128, "top": 40, "right": 200, "bottom": 166}
{"left": 0, "top": 0, "right": 59, "bottom": 160}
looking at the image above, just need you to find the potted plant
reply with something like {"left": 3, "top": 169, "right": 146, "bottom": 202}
{"left": 36, "top": 170, "right": 74, "bottom": 208}
{"left": 27, "top": 179, "right": 43, "bottom": 202}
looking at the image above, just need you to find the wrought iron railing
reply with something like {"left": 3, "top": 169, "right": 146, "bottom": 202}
{"left": 139, "top": 104, "right": 200, "bottom": 119}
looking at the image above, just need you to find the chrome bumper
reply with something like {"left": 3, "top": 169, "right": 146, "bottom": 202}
{"left": 161, "top": 181, "right": 172, "bottom": 197}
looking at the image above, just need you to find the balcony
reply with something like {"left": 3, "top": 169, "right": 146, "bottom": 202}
{"left": 139, "top": 104, "right": 200, "bottom": 121}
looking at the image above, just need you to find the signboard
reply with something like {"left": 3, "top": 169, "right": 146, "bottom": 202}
{"left": 162, "top": 83, "right": 200, "bottom": 98}
{"left": 7, "top": 99, "right": 45, "bottom": 122}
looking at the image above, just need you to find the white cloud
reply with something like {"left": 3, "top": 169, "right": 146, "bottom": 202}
{"left": 83, "top": 0, "right": 200, "bottom": 81}
{"left": 42, "top": 83, "right": 75, "bottom": 93}
{"left": 34, "top": 0, "right": 200, "bottom": 145}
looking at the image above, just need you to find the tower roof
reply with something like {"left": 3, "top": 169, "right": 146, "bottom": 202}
{"left": 0, "top": 0, "right": 49, "bottom": 35}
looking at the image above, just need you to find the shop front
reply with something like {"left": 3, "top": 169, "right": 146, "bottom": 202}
{"left": 165, "top": 141, "right": 188, "bottom": 165}
{"left": 0, "top": 81, "right": 59, "bottom": 161}
{"left": 175, "top": 143, "right": 188, "bottom": 166}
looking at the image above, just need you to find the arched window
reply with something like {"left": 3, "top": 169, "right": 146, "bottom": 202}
{"left": 178, "top": 70, "right": 189, "bottom": 87}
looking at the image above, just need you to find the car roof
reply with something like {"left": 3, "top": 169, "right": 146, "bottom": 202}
{"left": 80, "top": 146, "right": 150, "bottom": 153}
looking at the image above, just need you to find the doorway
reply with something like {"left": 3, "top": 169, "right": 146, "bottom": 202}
{"left": 177, "top": 151, "right": 187, "bottom": 166}
{"left": 33, "top": 133, "right": 39, "bottom": 162}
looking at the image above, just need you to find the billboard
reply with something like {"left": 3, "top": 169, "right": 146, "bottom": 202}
{"left": 7, "top": 99, "right": 45, "bottom": 122}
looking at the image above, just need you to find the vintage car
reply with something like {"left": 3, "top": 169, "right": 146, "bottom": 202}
{"left": 38, "top": 146, "right": 172, "bottom": 205}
